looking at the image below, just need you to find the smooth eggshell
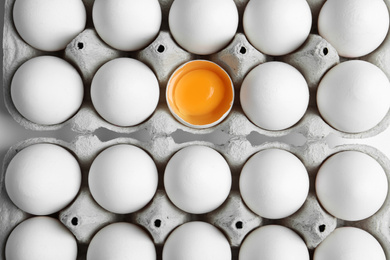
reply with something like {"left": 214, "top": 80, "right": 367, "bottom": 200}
{"left": 88, "top": 144, "right": 158, "bottom": 214}
{"left": 239, "top": 225, "right": 309, "bottom": 260}
{"left": 5, "top": 143, "right": 81, "bottom": 215}
{"left": 239, "top": 149, "right": 309, "bottom": 219}
{"left": 87, "top": 222, "right": 156, "bottom": 260}
{"left": 11, "top": 56, "right": 84, "bottom": 126}
{"left": 93, "top": 0, "right": 161, "bottom": 51}
{"left": 243, "top": 0, "right": 312, "bottom": 56}
{"left": 169, "top": 0, "right": 239, "bottom": 55}
{"left": 163, "top": 221, "right": 231, "bottom": 260}
{"left": 315, "top": 151, "right": 388, "bottom": 221}
{"left": 314, "top": 227, "right": 386, "bottom": 260}
{"left": 317, "top": 60, "right": 390, "bottom": 133}
{"left": 13, "top": 0, "right": 86, "bottom": 51}
{"left": 240, "top": 61, "right": 309, "bottom": 131}
{"left": 6, "top": 217, "right": 78, "bottom": 260}
{"left": 164, "top": 145, "right": 231, "bottom": 214}
{"left": 318, "top": 0, "right": 389, "bottom": 58}
{"left": 91, "top": 58, "right": 160, "bottom": 127}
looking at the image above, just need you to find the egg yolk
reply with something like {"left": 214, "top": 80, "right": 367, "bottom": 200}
{"left": 167, "top": 60, "right": 234, "bottom": 126}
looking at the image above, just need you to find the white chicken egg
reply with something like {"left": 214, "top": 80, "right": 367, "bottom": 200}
{"left": 314, "top": 227, "right": 386, "bottom": 260}
{"left": 91, "top": 58, "right": 160, "bottom": 127}
{"left": 315, "top": 151, "right": 388, "bottom": 221}
{"left": 317, "top": 60, "right": 390, "bottom": 133}
{"left": 5, "top": 143, "right": 81, "bottom": 215}
{"left": 239, "top": 225, "right": 309, "bottom": 260}
{"left": 240, "top": 61, "right": 309, "bottom": 131}
{"left": 13, "top": 0, "right": 86, "bottom": 51}
{"left": 11, "top": 56, "right": 84, "bottom": 125}
{"left": 87, "top": 222, "right": 156, "bottom": 260}
{"left": 240, "top": 149, "right": 309, "bottom": 219}
{"left": 164, "top": 145, "right": 231, "bottom": 214}
{"left": 162, "top": 221, "right": 231, "bottom": 260}
{"left": 169, "top": 0, "right": 239, "bottom": 55}
{"left": 318, "top": 0, "right": 389, "bottom": 58}
{"left": 88, "top": 144, "right": 158, "bottom": 214}
{"left": 93, "top": 0, "right": 161, "bottom": 51}
{"left": 243, "top": 0, "right": 312, "bottom": 56}
{"left": 5, "top": 217, "right": 77, "bottom": 260}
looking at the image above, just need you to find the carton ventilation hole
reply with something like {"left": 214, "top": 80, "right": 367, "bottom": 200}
{"left": 319, "top": 224, "right": 326, "bottom": 232}
{"left": 71, "top": 217, "right": 79, "bottom": 226}
{"left": 239, "top": 46, "right": 247, "bottom": 54}
{"left": 323, "top": 47, "right": 328, "bottom": 56}
{"left": 235, "top": 221, "right": 243, "bottom": 229}
{"left": 157, "top": 45, "right": 165, "bottom": 53}
{"left": 154, "top": 219, "right": 162, "bottom": 228}
{"left": 77, "top": 42, "right": 84, "bottom": 50}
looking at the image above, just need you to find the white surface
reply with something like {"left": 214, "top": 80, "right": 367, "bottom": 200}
{"left": 239, "top": 148, "right": 309, "bottom": 219}
{"left": 87, "top": 222, "right": 156, "bottom": 260}
{"left": 13, "top": 0, "right": 86, "bottom": 52}
{"left": 5, "top": 143, "right": 82, "bottom": 215}
{"left": 169, "top": 0, "right": 239, "bottom": 55}
{"left": 240, "top": 61, "right": 309, "bottom": 131}
{"left": 315, "top": 150, "right": 388, "bottom": 221}
{"left": 164, "top": 145, "right": 231, "bottom": 214}
{"left": 93, "top": 0, "right": 161, "bottom": 51}
{"left": 11, "top": 56, "right": 84, "bottom": 125}
{"left": 6, "top": 217, "right": 78, "bottom": 260}
{"left": 314, "top": 227, "right": 386, "bottom": 260}
{"left": 88, "top": 144, "right": 158, "bottom": 214}
{"left": 91, "top": 58, "right": 160, "bottom": 127}
{"left": 239, "top": 225, "right": 309, "bottom": 260}
{"left": 318, "top": 0, "right": 389, "bottom": 58}
{"left": 243, "top": 0, "right": 312, "bottom": 56}
{"left": 317, "top": 60, "right": 390, "bottom": 133}
{"left": 162, "top": 221, "right": 231, "bottom": 260}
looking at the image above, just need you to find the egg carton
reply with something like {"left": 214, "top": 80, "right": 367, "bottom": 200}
{"left": 3, "top": 0, "right": 390, "bottom": 140}
{"left": 3, "top": 0, "right": 390, "bottom": 259}
{"left": 1, "top": 135, "right": 390, "bottom": 259}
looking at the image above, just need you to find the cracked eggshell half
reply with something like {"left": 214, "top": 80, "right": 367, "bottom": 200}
{"left": 166, "top": 60, "right": 234, "bottom": 129}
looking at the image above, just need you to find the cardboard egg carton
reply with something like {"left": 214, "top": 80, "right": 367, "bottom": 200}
{"left": 3, "top": 0, "right": 390, "bottom": 259}
{"left": 3, "top": 0, "right": 390, "bottom": 139}
{"left": 0, "top": 135, "right": 389, "bottom": 259}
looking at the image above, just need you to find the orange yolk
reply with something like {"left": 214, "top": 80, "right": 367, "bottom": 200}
{"left": 167, "top": 60, "right": 234, "bottom": 127}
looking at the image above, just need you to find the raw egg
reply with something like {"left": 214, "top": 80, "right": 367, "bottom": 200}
{"left": 317, "top": 60, "right": 390, "bottom": 133}
{"left": 164, "top": 145, "right": 231, "bottom": 214}
{"left": 166, "top": 60, "right": 234, "bottom": 128}
{"left": 318, "top": 0, "right": 389, "bottom": 58}
{"left": 93, "top": 0, "right": 161, "bottom": 51}
{"left": 240, "top": 61, "right": 309, "bottom": 131}
{"left": 169, "top": 0, "right": 238, "bottom": 55}
{"left": 243, "top": 0, "right": 312, "bottom": 56}
{"left": 315, "top": 151, "right": 388, "bottom": 221}
{"left": 11, "top": 56, "right": 84, "bottom": 125}
{"left": 91, "top": 58, "right": 160, "bottom": 127}
{"left": 239, "top": 225, "right": 309, "bottom": 260}
{"left": 314, "top": 227, "right": 386, "bottom": 260}
{"left": 162, "top": 221, "right": 231, "bottom": 260}
{"left": 88, "top": 144, "right": 158, "bottom": 214}
{"left": 5, "top": 217, "right": 78, "bottom": 260}
{"left": 87, "top": 222, "right": 156, "bottom": 260}
{"left": 13, "top": 0, "right": 86, "bottom": 51}
{"left": 239, "top": 149, "right": 309, "bottom": 219}
{"left": 5, "top": 143, "right": 81, "bottom": 215}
